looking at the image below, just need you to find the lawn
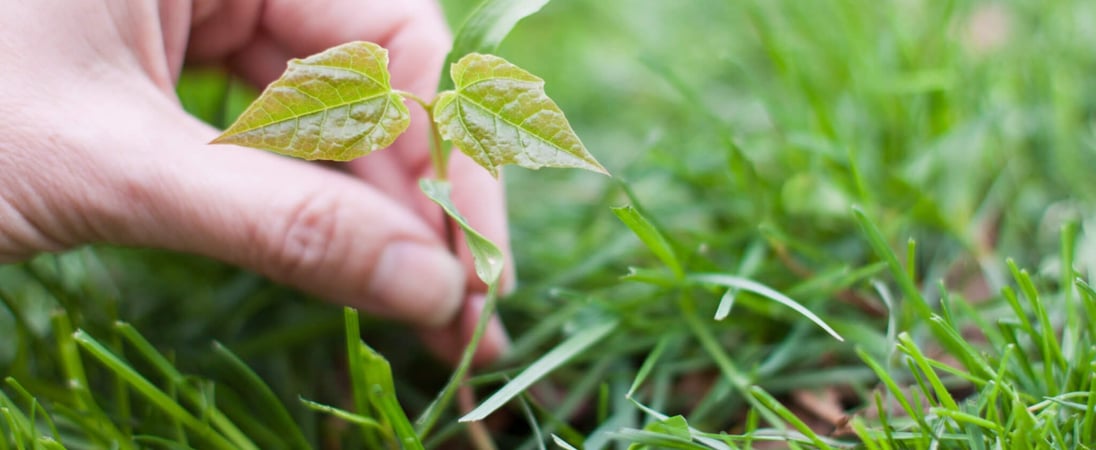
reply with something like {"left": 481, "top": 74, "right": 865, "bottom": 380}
{"left": 4, "top": 0, "right": 1096, "bottom": 448}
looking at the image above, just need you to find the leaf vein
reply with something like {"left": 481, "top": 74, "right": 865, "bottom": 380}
{"left": 455, "top": 98, "right": 494, "bottom": 168}
{"left": 301, "top": 62, "right": 386, "bottom": 93}
{"left": 456, "top": 93, "right": 574, "bottom": 157}
{"left": 227, "top": 92, "right": 388, "bottom": 136}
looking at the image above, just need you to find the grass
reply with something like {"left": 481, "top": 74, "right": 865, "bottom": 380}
{"left": 4, "top": 0, "right": 1096, "bottom": 448}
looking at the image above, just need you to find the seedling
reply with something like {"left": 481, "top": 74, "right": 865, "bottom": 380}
{"left": 213, "top": 40, "right": 607, "bottom": 279}
{"left": 211, "top": 41, "right": 608, "bottom": 442}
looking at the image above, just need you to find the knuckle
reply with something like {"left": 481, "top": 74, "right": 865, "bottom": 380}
{"left": 0, "top": 122, "right": 81, "bottom": 257}
{"left": 264, "top": 191, "right": 348, "bottom": 283}
{"left": 0, "top": 196, "right": 64, "bottom": 262}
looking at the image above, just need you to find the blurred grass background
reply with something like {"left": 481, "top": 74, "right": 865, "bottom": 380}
{"left": 4, "top": 0, "right": 1096, "bottom": 447}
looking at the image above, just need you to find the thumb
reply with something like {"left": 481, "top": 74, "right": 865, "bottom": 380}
{"left": 84, "top": 102, "right": 466, "bottom": 328}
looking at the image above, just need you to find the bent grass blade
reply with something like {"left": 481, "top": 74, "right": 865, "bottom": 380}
{"left": 688, "top": 273, "right": 844, "bottom": 341}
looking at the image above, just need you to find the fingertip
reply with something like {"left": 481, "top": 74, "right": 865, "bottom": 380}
{"left": 359, "top": 240, "right": 465, "bottom": 327}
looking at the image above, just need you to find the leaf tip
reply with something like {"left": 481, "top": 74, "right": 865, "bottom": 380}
{"left": 208, "top": 133, "right": 232, "bottom": 146}
{"left": 589, "top": 161, "right": 612, "bottom": 177}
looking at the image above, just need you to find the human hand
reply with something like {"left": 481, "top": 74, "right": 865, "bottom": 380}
{"left": 0, "top": 0, "right": 513, "bottom": 365}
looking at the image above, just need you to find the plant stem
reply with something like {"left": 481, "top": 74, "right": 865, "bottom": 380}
{"left": 416, "top": 282, "right": 499, "bottom": 438}
{"left": 400, "top": 89, "right": 498, "bottom": 440}
{"left": 397, "top": 90, "right": 449, "bottom": 181}
{"left": 398, "top": 90, "right": 458, "bottom": 250}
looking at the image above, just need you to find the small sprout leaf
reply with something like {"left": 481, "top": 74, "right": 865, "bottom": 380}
{"left": 433, "top": 53, "right": 608, "bottom": 177}
{"left": 419, "top": 179, "right": 504, "bottom": 285}
{"left": 212, "top": 41, "right": 410, "bottom": 161}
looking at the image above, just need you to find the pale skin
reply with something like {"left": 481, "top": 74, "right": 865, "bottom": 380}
{"left": 0, "top": 0, "right": 514, "bottom": 365}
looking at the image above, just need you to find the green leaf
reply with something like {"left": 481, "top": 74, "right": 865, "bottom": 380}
{"left": 419, "top": 179, "right": 504, "bottom": 284}
{"left": 433, "top": 53, "right": 608, "bottom": 177}
{"left": 461, "top": 320, "right": 617, "bottom": 422}
{"left": 212, "top": 41, "right": 409, "bottom": 161}
{"left": 439, "top": 0, "right": 553, "bottom": 91}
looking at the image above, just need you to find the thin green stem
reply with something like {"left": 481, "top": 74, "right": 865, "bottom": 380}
{"left": 399, "top": 87, "right": 490, "bottom": 441}
{"left": 416, "top": 282, "right": 499, "bottom": 438}
{"left": 396, "top": 90, "right": 449, "bottom": 181}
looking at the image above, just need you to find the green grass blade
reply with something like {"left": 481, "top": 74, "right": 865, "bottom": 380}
{"left": 896, "top": 333, "right": 959, "bottom": 412}
{"left": 1075, "top": 278, "right": 1096, "bottom": 346}
{"left": 461, "top": 320, "right": 618, "bottom": 422}
{"left": 0, "top": 389, "right": 32, "bottom": 448}
{"left": 629, "top": 400, "right": 732, "bottom": 450}
{"left": 359, "top": 343, "right": 423, "bottom": 450}
{"left": 72, "top": 330, "right": 238, "bottom": 450}
{"left": 748, "top": 386, "right": 834, "bottom": 450}
{"left": 689, "top": 273, "right": 843, "bottom": 341}
{"left": 850, "top": 416, "right": 884, "bottom": 450}
{"left": 2, "top": 379, "right": 59, "bottom": 442}
{"left": 1083, "top": 362, "right": 1096, "bottom": 444}
{"left": 113, "top": 322, "right": 256, "bottom": 450}
{"left": 299, "top": 397, "right": 386, "bottom": 433}
{"left": 132, "top": 436, "right": 201, "bottom": 450}
{"left": 610, "top": 428, "right": 709, "bottom": 449}
{"left": 626, "top": 334, "right": 673, "bottom": 399}
{"left": 930, "top": 408, "right": 1001, "bottom": 433}
{"left": 714, "top": 287, "right": 738, "bottom": 321}
{"left": 342, "top": 307, "right": 380, "bottom": 446}
{"left": 1060, "top": 221, "right": 1078, "bottom": 360}
{"left": 1007, "top": 260, "right": 1066, "bottom": 395}
{"left": 51, "top": 312, "right": 134, "bottom": 449}
{"left": 613, "top": 205, "right": 684, "bottom": 279}
{"left": 210, "top": 342, "right": 311, "bottom": 449}
{"left": 683, "top": 313, "right": 782, "bottom": 428}
{"left": 855, "top": 347, "right": 932, "bottom": 433}
{"left": 438, "top": 0, "right": 551, "bottom": 91}
{"left": 113, "top": 322, "right": 185, "bottom": 383}
{"left": 851, "top": 207, "right": 932, "bottom": 320}
{"left": 550, "top": 434, "right": 579, "bottom": 450}
{"left": 518, "top": 394, "right": 547, "bottom": 450}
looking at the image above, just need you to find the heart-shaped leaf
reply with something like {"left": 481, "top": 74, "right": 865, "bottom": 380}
{"left": 433, "top": 53, "right": 609, "bottom": 177}
{"left": 212, "top": 41, "right": 409, "bottom": 161}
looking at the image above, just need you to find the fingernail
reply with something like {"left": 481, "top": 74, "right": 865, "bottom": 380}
{"left": 367, "top": 241, "right": 464, "bottom": 327}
